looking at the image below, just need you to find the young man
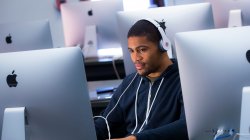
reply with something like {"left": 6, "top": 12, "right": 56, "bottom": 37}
{"left": 94, "top": 19, "right": 188, "bottom": 140}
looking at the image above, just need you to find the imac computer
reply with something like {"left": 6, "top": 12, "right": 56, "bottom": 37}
{"left": 61, "top": 0, "right": 123, "bottom": 58}
{"left": 0, "top": 20, "right": 53, "bottom": 53}
{"left": 0, "top": 47, "right": 97, "bottom": 140}
{"left": 175, "top": 26, "right": 250, "bottom": 140}
{"left": 206, "top": 0, "right": 250, "bottom": 28}
{"left": 116, "top": 2, "right": 214, "bottom": 75}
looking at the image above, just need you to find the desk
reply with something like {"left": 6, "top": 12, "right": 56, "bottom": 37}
{"left": 88, "top": 79, "right": 123, "bottom": 115}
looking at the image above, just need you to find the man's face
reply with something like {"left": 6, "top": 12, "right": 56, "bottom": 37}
{"left": 128, "top": 36, "right": 163, "bottom": 77}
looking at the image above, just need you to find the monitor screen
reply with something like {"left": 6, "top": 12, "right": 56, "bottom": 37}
{"left": 206, "top": 0, "right": 250, "bottom": 28}
{"left": 116, "top": 3, "right": 214, "bottom": 75}
{"left": 0, "top": 20, "right": 53, "bottom": 53}
{"left": 61, "top": 0, "right": 123, "bottom": 57}
{"left": 0, "top": 47, "right": 97, "bottom": 140}
{"left": 175, "top": 26, "right": 250, "bottom": 140}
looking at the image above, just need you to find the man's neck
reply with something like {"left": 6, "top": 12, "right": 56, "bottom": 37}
{"left": 146, "top": 76, "right": 158, "bottom": 83}
{"left": 147, "top": 57, "right": 173, "bottom": 78}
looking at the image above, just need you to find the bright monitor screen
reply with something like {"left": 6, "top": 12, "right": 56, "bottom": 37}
{"left": 116, "top": 3, "right": 214, "bottom": 75}
{"left": 0, "top": 20, "right": 53, "bottom": 53}
{"left": 175, "top": 26, "right": 250, "bottom": 140}
{"left": 206, "top": 0, "right": 250, "bottom": 28}
{"left": 0, "top": 47, "right": 97, "bottom": 140}
{"left": 61, "top": 0, "right": 123, "bottom": 57}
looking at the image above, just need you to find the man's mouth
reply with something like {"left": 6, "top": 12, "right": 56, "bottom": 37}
{"left": 135, "top": 62, "right": 144, "bottom": 70}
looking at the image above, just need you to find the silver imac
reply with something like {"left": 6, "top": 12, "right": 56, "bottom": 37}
{"left": 0, "top": 19, "right": 53, "bottom": 53}
{"left": 175, "top": 26, "right": 250, "bottom": 140}
{"left": 61, "top": 0, "right": 123, "bottom": 58}
{"left": 0, "top": 47, "right": 97, "bottom": 140}
{"left": 116, "top": 3, "right": 214, "bottom": 75}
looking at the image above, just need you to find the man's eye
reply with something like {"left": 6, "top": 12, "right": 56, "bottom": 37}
{"left": 138, "top": 48, "right": 146, "bottom": 53}
{"left": 128, "top": 49, "right": 133, "bottom": 53}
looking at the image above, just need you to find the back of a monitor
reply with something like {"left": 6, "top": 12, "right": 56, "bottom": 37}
{"left": 61, "top": 0, "right": 123, "bottom": 49}
{"left": 175, "top": 26, "right": 250, "bottom": 140}
{"left": 0, "top": 20, "right": 53, "bottom": 53}
{"left": 0, "top": 47, "right": 97, "bottom": 140}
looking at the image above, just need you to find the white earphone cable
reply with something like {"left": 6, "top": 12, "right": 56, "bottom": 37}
{"left": 94, "top": 75, "right": 165, "bottom": 139}
{"left": 138, "top": 77, "right": 165, "bottom": 133}
{"left": 94, "top": 73, "right": 138, "bottom": 140}
{"left": 131, "top": 78, "right": 143, "bottom": 134}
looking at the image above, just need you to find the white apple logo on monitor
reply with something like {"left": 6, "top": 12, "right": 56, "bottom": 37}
{"left": 6, "top": 70, "right": 18, "bottom": 87}
{"left": 5, "top": 34, "right": 12, "bottom": 44}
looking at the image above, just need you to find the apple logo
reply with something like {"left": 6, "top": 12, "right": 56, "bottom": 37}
{"left": 88, "top": 40, "right": 94, "bottom": 46}
{"left": 88, "top": 9, "right": 93, "bottom": 16}
{"left": 5, "top": 34, "right": 12, "bottom": 44}
{"left": 246, "top": 50, "right": 250, "bottom": 63}
{"left": 6, "top": 70, "right": 18, "bottom": 87}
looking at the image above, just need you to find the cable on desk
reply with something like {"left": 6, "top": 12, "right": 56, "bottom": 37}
{"left": 112, "top": 56, "right": 122, "bottom": 79}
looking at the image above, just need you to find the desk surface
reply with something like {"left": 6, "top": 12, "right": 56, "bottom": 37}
{"left": 88, "top": 79, "right": 122, "bottom": 108}
{"left": 88, "top": 79, "right": 122, "bottom": 100}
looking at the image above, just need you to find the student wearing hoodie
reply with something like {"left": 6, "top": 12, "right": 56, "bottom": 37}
{"left": 94, "top": 19, "right": 188, "bottom": 140}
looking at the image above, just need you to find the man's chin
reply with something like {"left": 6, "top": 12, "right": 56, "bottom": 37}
{"left": 136, "top": 70, "right": 148, "bottom": 76}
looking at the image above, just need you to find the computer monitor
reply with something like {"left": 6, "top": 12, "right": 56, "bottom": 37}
{"left": 175, "top": 26, "right": 250, "bottom": 140}
{"left": 0, "top": 20, "right": 53, "bottom": 53}
{"left": 116, "top": 2, "right": 214, "bottom": 75}
{"left": 206, "top": 0, "right": 250, "bottom": 28}
{"left": 61, "top": 0, "right": 123, "bottom": 58}
{"left": 0, "top": 47, "right": 97, "bottom": 140}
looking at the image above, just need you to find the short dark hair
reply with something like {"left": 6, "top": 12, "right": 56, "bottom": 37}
{"left": 127, "top": 19, "right": 162, "bottom": 45}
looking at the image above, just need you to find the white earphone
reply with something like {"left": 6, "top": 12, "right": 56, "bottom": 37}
{"left": 143, "top": 18, "right": 173, "bottom": 57}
